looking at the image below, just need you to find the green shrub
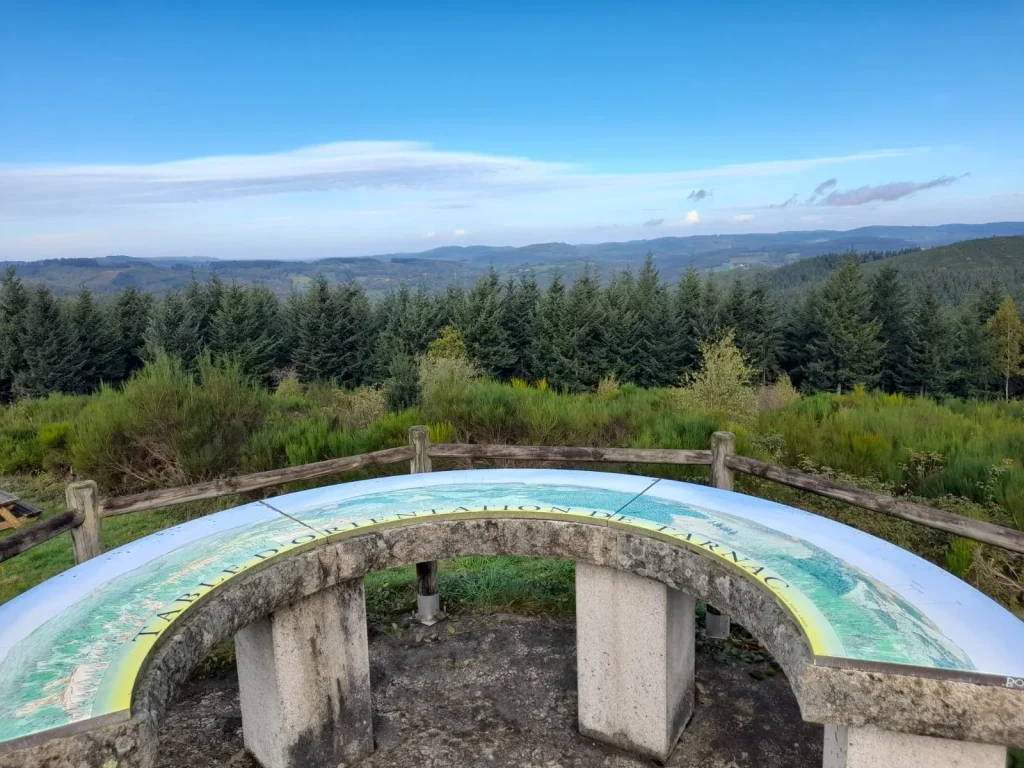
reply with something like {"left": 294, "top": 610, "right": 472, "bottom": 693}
{"left": 69, "top": 354, "right": 267, "bottom": 492}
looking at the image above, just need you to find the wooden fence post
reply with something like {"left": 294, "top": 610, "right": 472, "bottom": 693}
{"left": 409, "top": 426, "right": 440, "bottom": 625}
{"left": 706, "top": 431, "right": 736, "bottom": 639}
{"left": 66, "top": 480, "right": 103, "bottom": 564}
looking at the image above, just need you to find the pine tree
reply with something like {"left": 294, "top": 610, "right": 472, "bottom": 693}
{"left": 671, "top": 268, "right": 703, "bottom": 379}
{"left": 68, "top": 286, "right": 120, "bottom": 393}
{"left": 293, "top": 276, "right": 339, "bottom": 383}
{"left": 111, "top": 286, "right": 153, "bottom": 380}
{"left": 15, "top": 286, "right": 79, "bottom": 398}
{"left": 949, "top": 290, "right": 996, "bottom": 398}
{"left": 696, "top": 277, "right": 724, "bottom": 345}
{"left": 0, "top": 269, "right": 29, "bottom": 402}
{"left": 562, "top": 267, "right": 608, "bottom": 391}
{"left": 603, "top": 269, "right": 637, "bottom": 382}
{"left": 462, "top": 269, "right": 513, "bottom": 377}
{"left": 781, "top": 289, "right": 821, "bottom": 390}
{"left": 742, "top": 279, "right": 783, "bottom": 383}
{"left": 145, "top": 290, "right": 204, "bottom": 368}
{"left": 500, "top": 273, "right": 540, "bottom": 380}
{"left": 212, "top": 283, "right": 282, "bottom": 380}
{"left": 904, "top": 285, "right": 952, "bottom": 396}
{"left": 384, "top": 352, "right": 420, "bottom": 411}
{"left": 629, "top": 254, "right": 673, "bottom": 387}
{"left": 804, "top": 261, "right": 883, "bottom": 394}
{"left": 534, "top": 274, "right": 571, "bottom": 388}
{"left": 724, "top": 278, "right": 749, "bottom": 346}
{"left": 333, "top": 281, "right": 375, "bottom": 387}
{"left": 987, "top": 296, "right": 1024, "bottom": 401}
{"left": 869, "top": 265, "right": 913, "bottom": 393}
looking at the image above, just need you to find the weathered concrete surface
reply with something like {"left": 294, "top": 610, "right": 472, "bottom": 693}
{"left": 576, "top": 563, "right": 695, "bottom": 761}
{"left": 156, "top": 613, "right": 823, "bottom": 768}
{"left": 823, "top": 724, "right": 1007, "bottom": 767}
{"left": 128, "top": 518, "right": 1023, "bottom": 750}
{"left": 235, "top": 580, "right": 373, "bottom": 768}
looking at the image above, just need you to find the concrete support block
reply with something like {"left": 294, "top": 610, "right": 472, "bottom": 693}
{"left": 235, "top": 580, "right": 374, "bottom": 768}
{"left": 576, "top": 562, "right": 695, "bottom": 763}
{"left": 704, "top": 604, "right": 731, "bottom": 639}
{"left": 823, "top": 724, "right": 1006, "bottom": 768}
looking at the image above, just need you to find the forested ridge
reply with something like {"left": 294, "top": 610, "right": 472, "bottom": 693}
{"left": 1, "top": 246, "right": 1023, "bottom": 403}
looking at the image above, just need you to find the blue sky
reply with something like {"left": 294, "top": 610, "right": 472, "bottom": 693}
{"left": 2, "top": 1, "right": 1022, "bottom": 260}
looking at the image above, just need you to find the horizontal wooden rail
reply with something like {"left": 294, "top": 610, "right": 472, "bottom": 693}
{"left": 101, "top": 445, "right": 416, "bottom": 517}
{"left": 428, "top": 444, "right": 713, "bottom": 465}
{"left": 0, "top": 512, "right": 81, "bottom": 565}
{"left": 726, "top": 454, "right": 1024, "bottom": 555}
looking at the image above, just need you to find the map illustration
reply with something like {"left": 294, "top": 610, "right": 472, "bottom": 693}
{"left": 2, "top": 469, "right": 1022, "bottom": 747}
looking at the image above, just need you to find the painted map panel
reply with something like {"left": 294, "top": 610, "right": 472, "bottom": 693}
{"left": 2, "top": 469, "right": 1022, "bottom": 749}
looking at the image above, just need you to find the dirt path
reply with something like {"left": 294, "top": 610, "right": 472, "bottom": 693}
{"left": 157, "top": 613, "right": 822, "bottom": 768}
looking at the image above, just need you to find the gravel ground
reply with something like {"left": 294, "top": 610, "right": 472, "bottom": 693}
{"left": 157, "top": 612, "right": 822, "bottom": 768}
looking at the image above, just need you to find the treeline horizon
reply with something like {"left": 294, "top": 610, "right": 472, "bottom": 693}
{"left": 1, "top": 253, "right": 1022, "bottom": 404}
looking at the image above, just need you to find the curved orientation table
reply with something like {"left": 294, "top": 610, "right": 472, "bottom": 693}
{"left": 1, "top": 469, "right": 1021, "bottom": 767}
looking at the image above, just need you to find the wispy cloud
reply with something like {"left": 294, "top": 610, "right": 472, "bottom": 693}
{"left": 769, "top": 193, "right": 799, "bottom": 209}
{"left": 0, "top": 141, "right": 919, "bottom": 222}
{"left": 806, "top": 177, "right": 837, "bottom": 203}
{"left": 732, "top": 214, "right": 754, "bottom": 223}
{"left": 453, "top": 228, "right": 466, "bottom": 237}
{"left": 821, "top": 175, "right": 966, "bottom": 206}
{"left": 643, "top": 217, "right": 664, "bottom": 227}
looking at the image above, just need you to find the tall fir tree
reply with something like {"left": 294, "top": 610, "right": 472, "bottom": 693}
{"left": 629, "top": 254, "right": 673, "bottom": 387}
{"left": 111, "top": 286, "right": 153, "bottom": 380}
{"left": 696, "top": 277, "right": 724, "bottom": 345}
{"left": 293, "top": 276, "right": 340, "bottom": 383}
{"left": 602, "top": 269, "right": 637, "bottom": 382}
{"left": 145, "top": 290, "right": 205, "bottom": 368}
{"left": 781, "top": 288, "right": 822, "bottom": 390}
{"left": 68, "top": 286, "right": 120, "bottom": 393}
{"left": 212, "top": 283, "right": 282, "bottom": 380}
{"left": 0, "top": 269, "right": 30, "bottom": 402}
{"left": 461, "top": 269, "right": 514, "bottom": 377}
{"left": 500, "top": 273, "right": 540, "bottom": 380}
{"left": 742, "top": 279, "right": 783, "bottom": 383}
{"left": 804, "top": 261, "right": 883, "bottom": 394}
{"left": 333, "top": 282, "right": 376, "bottom": 388}
{"left": 562, "top": 267, "right": 608, "bottom": 391}
{"left": 533, "top": 274, "right": 571, "bottom": 388}
{"left": 949, "top": 290, "right": 996, "bottom": 398}
{"left": 671, "top": 268, "right": 703, "bottom": 379}
{"left": 15, "top": 286, "right": 79, "bottom": 398}
{"left": 869, "top": 265, "right": 913, "bottom": 393}
{"left": 904, "top": 285, "right": 952, "bottom": 396}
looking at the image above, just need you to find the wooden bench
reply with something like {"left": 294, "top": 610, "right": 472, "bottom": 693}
{"left": 0, "top": 469, "right": 1021, "bottom": 768}
{"left": 0, "top": 489, "right": 40, "bottom": 531}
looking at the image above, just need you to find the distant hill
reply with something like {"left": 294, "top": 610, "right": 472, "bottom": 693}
{"left": 754, "top": 236, "right": 1024, "bottom": 304}
{"left": 4, "top": 222, "right": 1024, "bottom": 297}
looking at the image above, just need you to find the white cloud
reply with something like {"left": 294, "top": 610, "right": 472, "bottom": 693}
{"left": 732, "top": 214, "right": 754, "bottom": 223}
{"left": 0, "top": 139, "right": 932, "bottom": 258}
{"left": 0, "top": 140, "right": 919, "bottom": 222}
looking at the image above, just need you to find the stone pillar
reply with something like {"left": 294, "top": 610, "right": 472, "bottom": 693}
{"left": 576, "top": 562, "right": 696, "bottom": 763}
{"left": 823, "top": 725, "right": 1006, "bottom": 768}
{"left": 235, "top": 580, "right": 373, "bottom": 768}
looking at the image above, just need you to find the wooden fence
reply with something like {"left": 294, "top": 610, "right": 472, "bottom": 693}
{"left": 2, "top": 428, "right": 1023, "bottom": 569}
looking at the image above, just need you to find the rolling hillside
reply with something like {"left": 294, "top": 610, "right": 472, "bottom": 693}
{"left": 756, "top": 236, "right": 1024, "bottom": 303}
{"left": 4, "top": 222, "right": 1024, "bottom": 297}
